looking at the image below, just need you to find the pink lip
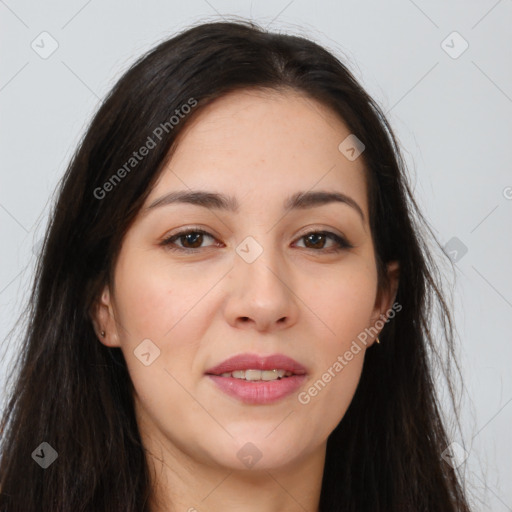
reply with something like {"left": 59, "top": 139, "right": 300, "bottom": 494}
{"left": 205, "top": 353, "right": 307, "bottom": 405}
{"left": 205, "top": 353, "right": 307, "bottom": 375}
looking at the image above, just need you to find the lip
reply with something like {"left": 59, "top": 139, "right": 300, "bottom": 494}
{"left": 205, "top": 353, "right": 308, "bottom": 405}
{"left": 205, "top": 353, "right": 307, "bottom": 375}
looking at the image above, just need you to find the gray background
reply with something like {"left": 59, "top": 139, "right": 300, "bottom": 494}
{"left": 1, "top": 0, "right": 511, "bottom": 509}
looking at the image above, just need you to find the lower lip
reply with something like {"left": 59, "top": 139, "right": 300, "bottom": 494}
{"left": 207, "top": 374, "right": 307, "bottom": 404}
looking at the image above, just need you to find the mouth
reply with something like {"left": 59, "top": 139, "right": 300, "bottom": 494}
{"left": 209, "top": 369, "right": 300, "bottom": 381}
{"left": 205, "top": 353, "right": 307, "bottom": 404}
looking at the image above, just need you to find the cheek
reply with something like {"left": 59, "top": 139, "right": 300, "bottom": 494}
{"left": 112, "top": 252, "right": 202, "bottom": 417}
{"left": 111, "top": 248, "right": 217, "bottom": 395}
{"left": 295, "top": 262, "right": 376, "bottom": 424}
{"left": 113, "top": 247, "right": 213, "bottom": 340}
{"left": 312, "top": 259, "right": 378, "bottom": 350}
{"left": 299, "top": 349, "right": 365, "bottom": 428}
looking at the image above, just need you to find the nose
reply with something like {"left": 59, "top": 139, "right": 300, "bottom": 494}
{"left": 223, "top": 238, "right": 300, "bottom": 333}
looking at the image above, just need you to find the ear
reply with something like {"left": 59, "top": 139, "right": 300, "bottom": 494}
{"left": 90, "top": 285, "right": 121, "bottom": 347}
{"left": 369, "top": 260, "right": 400, "bottom": 344}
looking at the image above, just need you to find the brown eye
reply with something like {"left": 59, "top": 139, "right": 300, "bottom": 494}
{"left": 303, "top": 232, "right": 327, "bottom": 249}
{"left": 160, "top": 229, "right": 219, "bottom": 252}
{"left": 295, "top": 231, "right": 352, "bottom": 252}
{"left": 178, "top": 232, "right": 205, "bottom": 249}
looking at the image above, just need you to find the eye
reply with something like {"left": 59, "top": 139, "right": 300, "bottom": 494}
{"left": 293, "top": 230, "right": 353, "bottom": 252}
{"left": 159, "top": 228, "right": 353, "bottom": 253}
{"left": 160, "top": 228, "right": 220, "bottom": 252}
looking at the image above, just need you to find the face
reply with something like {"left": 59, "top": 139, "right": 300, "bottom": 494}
{"left": 93, "top": 88, "right": 398, "bottom": 472}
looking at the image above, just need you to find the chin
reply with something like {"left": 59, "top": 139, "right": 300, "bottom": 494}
{"left": 201, "top": 431, "right": 306, "bottom": 472}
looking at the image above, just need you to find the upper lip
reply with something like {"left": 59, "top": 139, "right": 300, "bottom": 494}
{"left": 205, "top": 353, "right": 307, "bottom": 376}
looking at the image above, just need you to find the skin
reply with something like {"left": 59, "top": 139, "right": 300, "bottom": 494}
{"left": 92, "top": 88, "right": 399, "bottom": 512}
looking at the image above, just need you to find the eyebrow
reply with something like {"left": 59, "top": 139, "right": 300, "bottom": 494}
{"left": 145, "top": 189, "right": 365, "bottom": 222}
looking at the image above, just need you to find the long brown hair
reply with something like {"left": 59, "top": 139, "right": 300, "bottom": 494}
{"left": 0, "top": 19, "right": 472, "bottom": 511}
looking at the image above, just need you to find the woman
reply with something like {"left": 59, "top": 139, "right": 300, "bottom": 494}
{"left": 0, "top": 19, "right": 473, "bottom": 511}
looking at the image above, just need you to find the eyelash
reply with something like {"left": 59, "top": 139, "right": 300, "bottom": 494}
{"left": 159, "top": 227, "right": 353, "bottom": 254}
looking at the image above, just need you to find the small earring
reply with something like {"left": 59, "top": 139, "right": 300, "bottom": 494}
{"left": 375, "top": 336, "right": 380, "bottom": 344}
{"left": 100, "top": 330, "right": 105, "bottom": 337}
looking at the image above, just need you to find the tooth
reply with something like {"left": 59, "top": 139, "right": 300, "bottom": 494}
{"left": 261, "top": 369, "right": 286, "bottom": 381}
{"left": 244, "top": 369, "right": 262, "bottom": 381}
{"left": 224, "top": 369, "right": 292, "bottom": 380}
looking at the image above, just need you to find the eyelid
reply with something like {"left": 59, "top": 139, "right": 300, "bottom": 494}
{"left": 294, "top": 225, "right": 347, "bottom": 241}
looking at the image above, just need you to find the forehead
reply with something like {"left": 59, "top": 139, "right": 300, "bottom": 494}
{"left": 147, "top": 88, "right": 369, "bottom": 220}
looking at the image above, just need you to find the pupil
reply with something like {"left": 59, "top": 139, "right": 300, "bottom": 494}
{"left": 184, "top": 233, "right": 202, "bottom": 248}
{"left": 307, "top": 233, "right": 324, "bottom": 249}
